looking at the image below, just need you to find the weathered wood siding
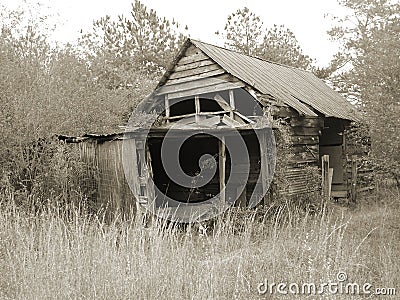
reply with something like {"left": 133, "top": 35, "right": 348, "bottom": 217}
{"left": 79, "top": 140, "right": 137, "bottom": 217}
{"left": 157, "top": 45, "right": 244, "bottom": 101}
{"left": 269, "top": 105, "right": 323, "bottom": 195}
{"left": 77, "top": 141, "right": 98, "bottom": 205}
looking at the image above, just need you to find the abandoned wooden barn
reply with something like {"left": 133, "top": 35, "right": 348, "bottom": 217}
{"left": 62, "top": 39, "right": 370, "bottom": 217}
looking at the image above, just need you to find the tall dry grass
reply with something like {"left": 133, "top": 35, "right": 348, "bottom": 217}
{"left": 0, "top": 189, "right": 399, "bottom": 299}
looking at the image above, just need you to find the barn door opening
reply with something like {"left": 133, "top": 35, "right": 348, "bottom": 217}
{"left": 319, "top": 118, "right": 346, "bottom": 197}
{"left": 147, "top": 134, "right": 221, "bottom": 207}
{"left": 147, "top": 130, "right": 263, "bottom": 208}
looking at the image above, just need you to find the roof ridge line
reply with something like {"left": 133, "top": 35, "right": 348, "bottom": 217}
{"left": 190, "top": 38, "right": 311, "bottom": 73}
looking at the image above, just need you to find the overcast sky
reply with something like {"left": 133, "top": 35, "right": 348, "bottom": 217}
{"left": 1, "top": 0, "right": 350, "bottom": 67}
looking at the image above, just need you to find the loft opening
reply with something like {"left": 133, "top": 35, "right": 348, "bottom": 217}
{"left": 164, "top": 89, "right": 263, "bottom": 120}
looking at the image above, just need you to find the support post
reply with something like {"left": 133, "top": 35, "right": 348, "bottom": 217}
{"left": 164, "top": 94, "right": 170, "bottom": 124}
{"left": 351, "top": 155, "right": 357, "bottom": 203}
{"left": 219, "top": 136, "right": 226, "bottom": 206}
{"left": 328, "top": 168, "right": 333, "bottom": 198}
{"left": 134, "top": 139, "right": 155, "bottom": 225}
{"left": 195, "top": 95, "right": 200, "bottom": 123}
{"left": 322, "top": 155, "right": 330, "bottom": 199}
{"left": 229, "top": 89, "right": 235, "bottom": 118}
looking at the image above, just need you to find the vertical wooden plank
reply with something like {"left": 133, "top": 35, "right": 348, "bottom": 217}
{"left": 131, "top": 138, "right": 156, "bottom": 217}
{"left": 145, "top": 142, "right": 155, "bottom": 213}
{"left": 259, "top": 130, "right": 269, "bottom": 206}
{"left": 112, "top": 142, "right": 120, "bottom": 215}
{"left": 322, "top": 155, "right": 330, "bottom": 199}
{"left": 96, "top": 143, "right": 106, "bottom": 212}
{"left": 195, "top": 95, "right": 200, "bottom": 123}
{"left": 125, "top": 138, "right": 141, "bottom": 214}
{"left": 229, "top": 89, "right": 235, "bottom": 118}
{"left": 342, "top": 132, "right": 348, "bottom": 193}
{"left": 351, "top": 155, "right": 357, "bottom": 203}
{"left": 219, "top": 136, "right": 226, "bottom": 206}
{"left": 134, "top": 139, "right": 147, "bottom": 210}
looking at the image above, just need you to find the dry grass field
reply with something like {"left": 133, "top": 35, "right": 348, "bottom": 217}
{"left": 0, "top": 188, "right": 399, "bottom": 299}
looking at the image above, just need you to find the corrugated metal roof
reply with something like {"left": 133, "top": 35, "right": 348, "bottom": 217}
{"left": 189, "top": 39, "right": 360, "bottom": 121}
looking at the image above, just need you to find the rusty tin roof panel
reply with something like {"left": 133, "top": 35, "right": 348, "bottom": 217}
{"left": 191, "top": 39, "right": 360, "bottom": 121}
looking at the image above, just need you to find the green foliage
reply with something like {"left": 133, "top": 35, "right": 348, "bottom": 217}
{"left": 358, "top": 18, "right": 399, "bottom": 184}
{"left": 0, "top": 6, "right": 131, "bottom": 138}
{"left": 328, "top": 0, "right": 398, "bottom": 57}
{"left": 269, "top": 121, "right": 322, "bottom": 211}
{"left": 260, "top": 25, "right": 314, "bottom": 69}
{"left": 326, "top": 0, "right": 400, "bottom": 184}
{"left": 0, "top": 7, "right": 128, "bottom": 202}
{"left": 79, "top": 0, "right": 187, "bottom": 89}
{"left": 216, "top": 7, "right": 313, "bottom": 69}
{"left": 0, "top": 1, "right": 186, "bottom": 205}
{"left": 216, "top": 7, "right": 263, "bottom": 56}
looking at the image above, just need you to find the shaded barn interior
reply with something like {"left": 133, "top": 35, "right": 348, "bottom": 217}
{"left": 61, "top": 38, "right": 369, "bottom": 217}
{"left": 147, "top": 130, "right": 264, "bottom": 208}
{"left": 148, "top": 134, "right": 221, "bottom": 205}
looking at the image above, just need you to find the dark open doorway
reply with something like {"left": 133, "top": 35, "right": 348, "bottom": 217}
{"left": 147, "top": 130, "right": 262, "bottom": 208}
{"left": 148, "top": 134, "right": 221, "bottom": 207}
{"left": 319, "top": 118, "right": 346, "bottom": 197}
